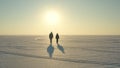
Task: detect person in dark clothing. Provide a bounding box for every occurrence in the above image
[56,33,59,44]
[49,32,53,44]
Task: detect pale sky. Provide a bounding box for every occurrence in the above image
[0,0,120,35]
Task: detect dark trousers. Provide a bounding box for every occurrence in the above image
[50,39,52,44]
[56,39,58,44]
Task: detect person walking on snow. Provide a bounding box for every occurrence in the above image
[56,33,59,44]
[49,32,53,44]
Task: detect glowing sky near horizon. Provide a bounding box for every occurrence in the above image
[0,0,120,35]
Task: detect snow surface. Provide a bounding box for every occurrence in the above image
[0,35,120,68]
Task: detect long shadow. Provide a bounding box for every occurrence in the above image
[0,50,120,67]
[47,44,54,58]
[57,44,65,54]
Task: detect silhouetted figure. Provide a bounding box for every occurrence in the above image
[56,33,59,44]
[47,44,54,58]
[49,32,53,44]
[57,44,65,54]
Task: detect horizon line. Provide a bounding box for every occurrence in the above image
[0,34,120,36]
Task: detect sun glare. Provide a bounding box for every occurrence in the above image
[45,10,60,25]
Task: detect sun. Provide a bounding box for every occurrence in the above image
[44,10,60,25]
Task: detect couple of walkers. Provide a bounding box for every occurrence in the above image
[49,32,59,44]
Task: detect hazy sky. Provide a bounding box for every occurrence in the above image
[0,0,120,35]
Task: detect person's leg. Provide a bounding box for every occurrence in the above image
[56,39,58,44]
[51,39,52,44]
[50,39,52,44]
